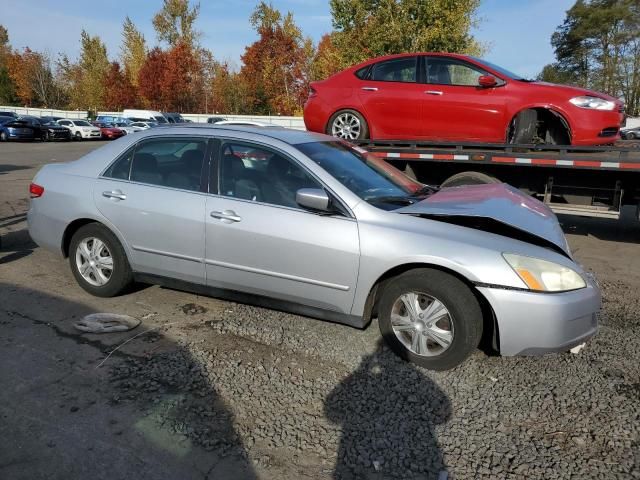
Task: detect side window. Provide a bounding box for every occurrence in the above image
[218,142,322,209]
[127,138,207,191]
[371,57,417,83]
[425,57,488,86]
[354,66,370,80]
[103,148,134,180]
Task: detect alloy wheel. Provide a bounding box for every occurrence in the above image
[75,237,114,287]
[331,112,361,140]
[390,292,454,357]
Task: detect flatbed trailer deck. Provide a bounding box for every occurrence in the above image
[354,140,640,221]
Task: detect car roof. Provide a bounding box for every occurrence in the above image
[149,123,330,145]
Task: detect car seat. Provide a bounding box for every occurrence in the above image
[131,153,163,185]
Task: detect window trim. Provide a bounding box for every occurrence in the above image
[423,56,495,87]
[210,137,354,218]
[99,135,213,194]
[368,56,419,84]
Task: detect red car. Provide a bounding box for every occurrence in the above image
[303,53,625,146]
[91,122,125,140]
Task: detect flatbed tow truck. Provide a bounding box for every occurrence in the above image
[354,140,640,222]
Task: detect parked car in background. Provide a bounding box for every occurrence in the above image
[213,119,280,128]
[57,119,102,140]
[163,112,185,123]
[621,126,640,140]
[18,116,71,141]
[96,115,129,125]
[28,125,600,370]
[40,116,65,124]
[0,111,19,119]
[207,116,227,124]
[304,52,625,145]
[129,121,158,131]
[91,122,125,140]
[111,122,136,135]
[0,117,37,141]
[122,109,168,124]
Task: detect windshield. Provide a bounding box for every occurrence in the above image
[295,141,434,209]
[469,57,529,81]
[74,120,91,127]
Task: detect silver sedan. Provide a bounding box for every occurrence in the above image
[28,125,600,370]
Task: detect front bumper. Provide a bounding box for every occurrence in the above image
[477,281,601,356]
[82,131,102,139]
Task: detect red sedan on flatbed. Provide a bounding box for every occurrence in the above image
[303,53,625,146]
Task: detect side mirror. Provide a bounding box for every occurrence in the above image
[478,75,498,88]
[296,188,330,211]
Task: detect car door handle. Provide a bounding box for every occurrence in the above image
[102,190,126,200]
[361,87,378,92]
[210,210,242,222]
[425,90,443,95]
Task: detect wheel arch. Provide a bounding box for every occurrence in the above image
[61,217,132,263]
[506,105,573,144]
[325,107,373,138]
[361,262,499,354]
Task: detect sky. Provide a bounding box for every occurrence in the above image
[3,0,576,78]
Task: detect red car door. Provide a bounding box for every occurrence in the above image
[420,56,508,142]
[357,56,423,139]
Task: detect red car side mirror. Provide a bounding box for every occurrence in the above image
[478,75,498,88]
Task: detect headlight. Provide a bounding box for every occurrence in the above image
[503,253,586,292]
[569,96,615,110]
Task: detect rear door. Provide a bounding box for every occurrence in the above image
[357,56,423,138]
[204,139,360,314]
[421,56,507,141]
[94,136,210,285]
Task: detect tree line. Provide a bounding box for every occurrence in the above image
[0,0,637,117]
[540,0,640,116]
[0,0,480,116]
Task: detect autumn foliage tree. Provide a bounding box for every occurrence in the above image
[137,47,167,110]
[240,2,310,115]
[102,62,137,111]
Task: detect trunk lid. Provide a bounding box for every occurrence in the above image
[395,183,570,256]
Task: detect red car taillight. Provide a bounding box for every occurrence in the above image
[29,182,44,198]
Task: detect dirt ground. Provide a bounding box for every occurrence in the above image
[1,141,639,480]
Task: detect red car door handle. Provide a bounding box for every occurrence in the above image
[361,87,378,92]
[425,90,443,96]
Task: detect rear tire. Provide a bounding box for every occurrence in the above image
[440,171,500,187]
[378,269,483,370]
[327,109,369,140]
[69,223,133,297]
[509,109,538,144]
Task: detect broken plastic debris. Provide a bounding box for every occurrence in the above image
[569,343,586,354]
[74,313,141,333]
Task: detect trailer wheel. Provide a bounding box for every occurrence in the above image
[440,171,500,188]
[509,109,538,144]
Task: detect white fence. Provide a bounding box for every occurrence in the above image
[0,105,88,119]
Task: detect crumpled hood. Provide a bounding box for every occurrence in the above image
[395,183,570,256]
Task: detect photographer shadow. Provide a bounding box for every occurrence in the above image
[325,340,451,480]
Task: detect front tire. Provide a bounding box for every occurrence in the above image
[74,131,82,141]
[378,269,483,370]
[69,223,133,297]
[327,109,369,140]
[0,131,7,141]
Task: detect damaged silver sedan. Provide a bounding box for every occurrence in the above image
[28,125,600,370]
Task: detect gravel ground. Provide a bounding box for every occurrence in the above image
[1,142,639,479]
